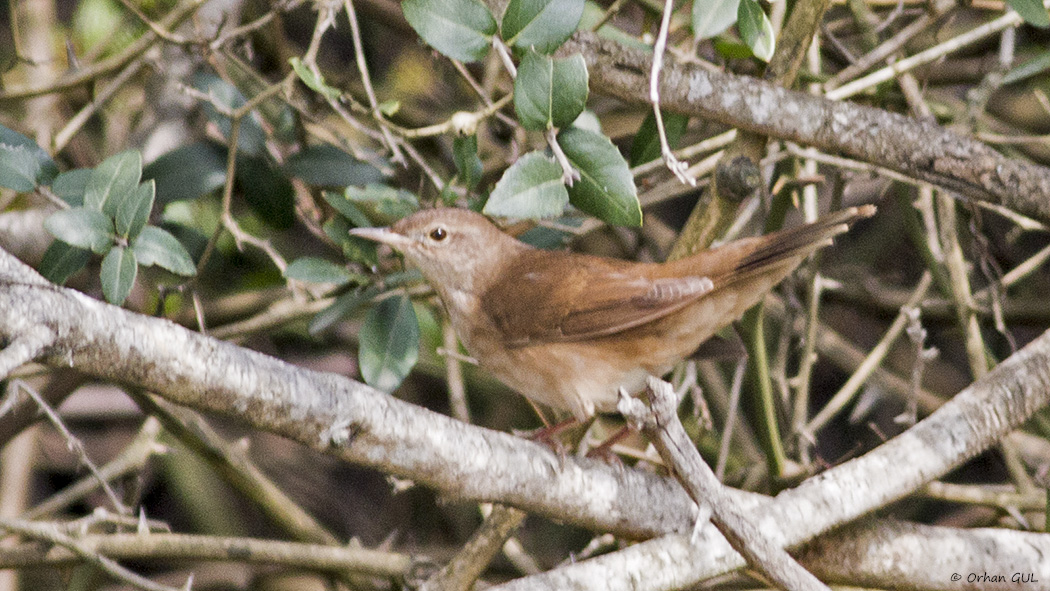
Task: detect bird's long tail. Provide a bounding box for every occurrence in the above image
[730,204,876,281]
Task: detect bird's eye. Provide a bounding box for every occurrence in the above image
[429,227,448,241]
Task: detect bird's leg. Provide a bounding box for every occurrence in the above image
[513,416,581,460]
[582,423,634,464]
[579,388,638,464]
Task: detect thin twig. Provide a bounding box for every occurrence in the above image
[9,380,129,514]
[53,57,149,151]
[805,273,933,434]
[621,378,832,591]
[0,0,206,100]
[24,418,164,519]
[343,0,405,163]
[0,517,186,591]
[828,9,1031,100]
[649,0,694,185]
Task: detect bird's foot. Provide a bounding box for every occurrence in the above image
[514,417,579,459]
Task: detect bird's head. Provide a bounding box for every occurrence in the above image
[350,208,527,295]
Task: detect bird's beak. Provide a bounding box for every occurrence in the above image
[348,226,413,252]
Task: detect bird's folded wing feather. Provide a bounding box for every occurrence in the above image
[481,252,714,347]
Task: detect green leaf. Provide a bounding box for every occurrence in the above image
[52,169,91,206]
[501,0,584,54]
[39,241,91,285]
[324,192,373,228]
[359,294,420,393]
[0,144,42,192]
[132,225,196,276]
[235,155,295,229]
[323,214,379,267]
[283,144,385,187]
[514,51,588,131]
[284,257,357,285]
[44,207,114,254]
[0,124,57,185]
[713,37,756,60]
[100,245,138,305]
[453,135,484,189]
[693,0,740,40]
[289,57,342,100]
[629,110,689,166]
[518,223,572,249]
[1003,51,1050,85]
[1007,0,1050,27]
[310,288,373,335]
[116,180,155,240]
[143,142,227,204]
[738,0,775,62]
[193,73,267,156]
[342,184,419,226]
[556,127,641,227]
[84,150,142,216]
[484,151,568,219]
[402,0,497,62]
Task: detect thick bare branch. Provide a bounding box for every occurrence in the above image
[563,32,1050,225]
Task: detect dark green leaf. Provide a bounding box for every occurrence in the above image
[44,207,114,254]
[132,225,196,276]
[284,257,357,285]
[713,38,755,60]
[0,124,57,185]
[402,0,497,62]
[158,222,209,262]
[343,236,379,267]
[323,215,378,266]
[501,0,584,54]
[143,142,227,204]
[289,57,342,100]
[343,184,419,226]
[84,150,142,216]
[629,110,689,167]
[100,246,138,305]
[324,192,373,227]
[359,294,420,392]
[309,288,374,335]
[453,135,484,190]
[283,144,385,187]
[557,127,641,227]
[52,169,91,206]
[693,0,740,40]
[518,223,573,249]
[39,241,90,285]
[0,144,41,191]
[1003,51,1050,85]
[484,151,568,218]
[193,73,267,156]
[738,0,775,62]
[1007,0,1050,27]
[514,51,588,130]
[235,155,295,229]
[116,180,155,240]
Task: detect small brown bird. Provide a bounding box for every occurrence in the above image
[351,206,874,421]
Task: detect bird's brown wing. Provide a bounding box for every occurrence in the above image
[481,250,714,347]
[482,205,876,348]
